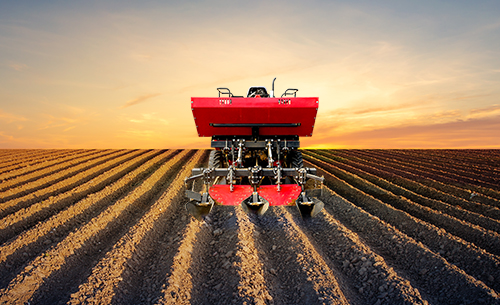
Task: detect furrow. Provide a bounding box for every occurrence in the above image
[0,149,30,161]
[155,220,202,305]
[0,149,119,204]
[357,150,499,186]
[402,149,500,168]
[188,206,243,305]
[0,149,62,168]
[397,149,497,168]
[0,149,47,165]
[0,148,35,156]
[109,150,209,304]
[323,150,500,211]
[0,150,88,175]
[0,151,148,235]
[364,150,499,184]
[0,149,497,304]
[384,150,499,181]
[310,150,500,219]
[27,150,193,305]
[233,207,274,304]
[306,154,500,257]
[0,150,131,218]
[345,150,500,201]
[0,149,100,190]
[0,149,89,181]
[0,149,39,157]
[272,207,349,304]
[313,162,500,296]
[320,187,500,304]
[246,208,339,304]
[0,150,150,240]
[0,149,164,269]
[0,150,190,305]
[299,208,428,304]
[68,150,204,305]
[306,151,500,235]
[112,207,192,305]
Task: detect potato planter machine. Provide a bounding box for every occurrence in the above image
[184,78,324,219]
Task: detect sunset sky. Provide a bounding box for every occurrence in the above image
[1,0,499,149]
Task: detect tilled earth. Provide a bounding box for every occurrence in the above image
[0,149,499,305]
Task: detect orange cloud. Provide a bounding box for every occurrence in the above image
[430,110,463,119]
[305,115,500,149]
[8,63,28,71]
[38,115,77,130]
[470,104,500,115]
[325,102,422,117]
[121,93,161,109]
[0,131,15,142]
[0,110,27,123]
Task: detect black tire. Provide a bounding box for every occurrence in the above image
[208,150,223,168]
[289,150,304,168]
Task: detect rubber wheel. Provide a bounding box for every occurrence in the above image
[289,150,304,168]
[208,150,222,168]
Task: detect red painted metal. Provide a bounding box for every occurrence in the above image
[191,97,318,137]
[209,184,301,206]
[209,185,252,206]
[258,184,302,206]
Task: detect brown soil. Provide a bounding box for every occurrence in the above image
[0,149,499,305]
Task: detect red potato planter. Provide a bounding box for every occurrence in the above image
[185,80,325,219]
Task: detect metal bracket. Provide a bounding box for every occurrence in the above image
[249,165,262,191]
[227,165,236,192]
[273,165,282,192]
[266,139,274,168]
[236,139,245,167]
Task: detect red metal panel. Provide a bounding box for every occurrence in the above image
[209,184,301,206]
[191,97,318,137]
[258,184,302,206]
[209,185,252,206]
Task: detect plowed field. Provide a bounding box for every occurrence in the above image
[0,149,499,305]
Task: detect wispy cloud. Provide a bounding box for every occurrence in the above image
[37,113,86,131]
[450,94,491,101]
[326,102,421,117]
[122,129,156,138]
[8,62,28,71]
[0,131,15,143]
[430,110,462,119]
[121,93,161,109]
[306,115,500,149]
[469,104,500,115]
[125,112,169,125]
[0,109,27,123]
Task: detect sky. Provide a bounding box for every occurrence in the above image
[1,0,499,149]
